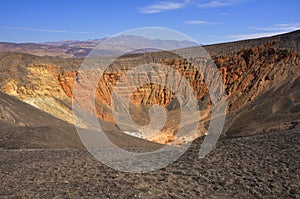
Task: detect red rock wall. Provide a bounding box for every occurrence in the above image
[56,44,300,121]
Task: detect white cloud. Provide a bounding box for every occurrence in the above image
[185,20,214,25]
[140,0,245,14]
[198,0,248,8]
[198,0,231,8]
[228,32,287,40]
[229,22,300,40]
[139,1,189,14]
[250,23,300,32]
[0,26,91,34]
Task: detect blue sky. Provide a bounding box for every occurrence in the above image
[0,0,299,44]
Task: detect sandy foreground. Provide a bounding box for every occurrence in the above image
[1,129,299,198]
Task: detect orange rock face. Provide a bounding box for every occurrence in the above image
[1,42,299,143]
[58,71,77,98]
[54,43,299,123]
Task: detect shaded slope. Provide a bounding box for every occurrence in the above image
[0,91,162,149]
[0,91,82,149]
[225,77,300,137]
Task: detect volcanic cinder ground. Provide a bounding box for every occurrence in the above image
[1,129,299,198]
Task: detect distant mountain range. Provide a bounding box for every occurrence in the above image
[0,35,198,58]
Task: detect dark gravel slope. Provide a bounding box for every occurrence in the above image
[1,129,299,198]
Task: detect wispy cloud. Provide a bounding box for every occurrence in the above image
[185,20,214,25]
[228,32,286,40]
[198,0,248,8]
[0,26,92,34]
[139,1,189,14]
[229,22,300,40]
[250,23,300,32]
[139,0,244,14]
[198,0,230,8]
